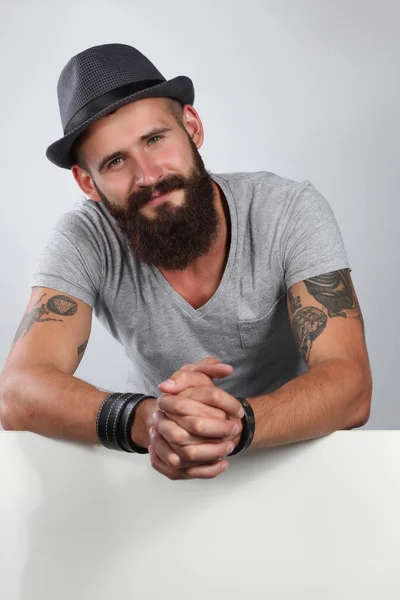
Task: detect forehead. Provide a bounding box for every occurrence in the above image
[80,97,174,153]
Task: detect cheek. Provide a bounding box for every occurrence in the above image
[161,143,191,173]
[98,176,132,204]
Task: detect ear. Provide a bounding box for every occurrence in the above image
[182,105,204,149]
[71,165,102,202]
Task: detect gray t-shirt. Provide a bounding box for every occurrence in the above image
[32,171,349,398]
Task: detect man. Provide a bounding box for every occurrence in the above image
[0,43,372,480]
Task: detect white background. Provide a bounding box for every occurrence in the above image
[1,431,400,599]
[0,0,398,428]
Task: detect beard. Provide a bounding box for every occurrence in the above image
[93,135,220,270]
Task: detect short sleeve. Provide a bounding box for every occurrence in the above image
[31,209,103,308]
[281,181,350,289]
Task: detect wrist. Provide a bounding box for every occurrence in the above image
[229,396,255,456]
[131,397,157,449]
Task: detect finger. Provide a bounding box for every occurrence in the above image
[159,372,211,394]
[184,363,233,378]
[175,357,228,377]
[151,445,229,480]
[148,444,189,481]
[179,356,221,370]
[160,412,241,440]
[176,388,227,419]
[185,460,229,479]
[158,364,233,394]
[154,410,228,447]
[158,386,244,420]
[151,429,230,473]
[154,413,235,460]
[157,394,227,420]
[172,439,234,465]
[151,428,183,469]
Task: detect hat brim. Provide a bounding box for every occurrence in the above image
[46,75,195,170]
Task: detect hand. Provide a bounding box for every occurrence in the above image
[149,357,243,480]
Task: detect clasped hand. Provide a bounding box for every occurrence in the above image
[149,357,243,480]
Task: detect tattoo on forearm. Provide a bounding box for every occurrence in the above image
[288,289,302,314]
[304,269,357,318]
[12,293,78,346]
[293,307,327,363]
[77,340,88,359]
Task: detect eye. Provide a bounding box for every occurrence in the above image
[148,135,163,145]
[108,157,124,169]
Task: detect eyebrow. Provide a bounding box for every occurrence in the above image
[96,126,173,173]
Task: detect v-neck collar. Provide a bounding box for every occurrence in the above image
[148,173,238,320]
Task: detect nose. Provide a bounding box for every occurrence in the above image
[132,154,163,189]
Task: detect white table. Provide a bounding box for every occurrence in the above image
[0,431,399,599]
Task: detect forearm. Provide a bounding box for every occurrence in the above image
[0,365,156,447]
[248,358,372,450]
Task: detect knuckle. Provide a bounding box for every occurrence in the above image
[180,363,192,371]
[183,445,198,462]
[205,356,219,364]
[171,429,187,445]
[210,387,220,402]
[179,387,194,399]
[169,453,181,468]
[162,395,175,410]
[178,372,189,385]
[193,419,205,436]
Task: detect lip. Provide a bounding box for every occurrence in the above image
[147,191,173,206]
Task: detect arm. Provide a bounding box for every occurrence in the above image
[0,286,156,446]
[246,268,372,449]
[155,269,372,462]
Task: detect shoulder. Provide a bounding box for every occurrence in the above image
[211,170,308,205]
[51,197,125,250]
[211,171,314,224]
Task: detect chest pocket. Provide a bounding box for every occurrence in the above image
[238,294,287,349]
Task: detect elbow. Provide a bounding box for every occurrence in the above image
[0,374,24,431]
[346,367,373,429]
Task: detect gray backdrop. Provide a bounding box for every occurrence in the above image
[0,0,398,429]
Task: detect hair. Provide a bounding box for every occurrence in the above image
[71,97,185,172]
[165,97,185,128]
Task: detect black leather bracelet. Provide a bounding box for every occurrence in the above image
[228,396,255,456]
[96,392,154,452]
[117,394,156,454]
[97,392,130,450]
[105,393,138,451]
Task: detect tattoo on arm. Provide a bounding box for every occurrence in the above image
[288,289,302,314]
[292,307,327,363]
[77,339,88,360]
[304,269,357,318]
[12,293,78,346]
[290,269,366,362]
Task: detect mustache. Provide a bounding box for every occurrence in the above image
[127,175,186,210]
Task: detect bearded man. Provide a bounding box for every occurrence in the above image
[0,43,372,480]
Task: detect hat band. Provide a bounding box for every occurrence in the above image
[64,78,164,135]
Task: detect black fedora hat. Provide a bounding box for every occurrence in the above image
[46,43,195,169]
